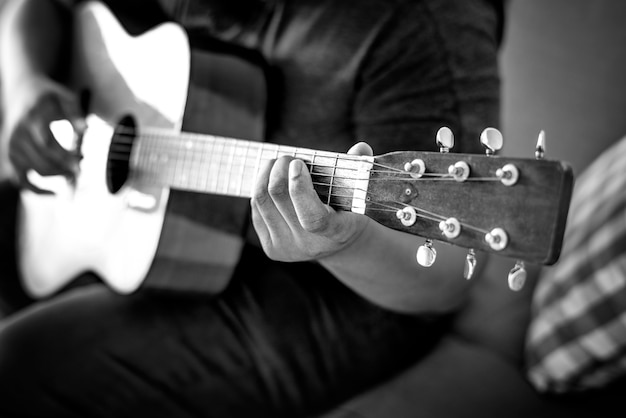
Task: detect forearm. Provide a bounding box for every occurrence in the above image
[0,0,73,101]
[320,217,473,315]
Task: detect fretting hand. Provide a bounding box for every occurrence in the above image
[251,142,373,262]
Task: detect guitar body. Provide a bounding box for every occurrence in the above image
[17,2,266,298]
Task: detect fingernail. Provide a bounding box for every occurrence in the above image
[289,159,305,179]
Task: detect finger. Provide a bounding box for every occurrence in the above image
[347,141,373,156]
[251,158,291,240]
[44,87,86,128]
[288,159,335,235]
[9,126,70,178]
[16,92,84,177]
[250,197,273,248]
[267,156,301,231]
[31,122,80,175]
[15,169,53,195]
[40,92,86,155]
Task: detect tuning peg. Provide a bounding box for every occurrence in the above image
[436,127,454,153]
[464,249,477,280]
[404,159,426,179]
[416,239,437,267]
[535,130,546,160]
[439,217,461,239]
[447,161,470,182]
[396,206,417,226]
[480,128,503,156]
[496,163,519,186]
[508,260,527,291]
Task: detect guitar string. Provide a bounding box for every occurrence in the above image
[110,150,502,233]
[309,187,492,235]
[101,130,499,235]
[105,131,505,182]
[106,152,501,183]
[317,184,491,232]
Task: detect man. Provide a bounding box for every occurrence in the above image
[0,0,503,416]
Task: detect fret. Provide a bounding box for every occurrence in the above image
[222,142,234,194]
[237,141,249,197]
[253,142,264,191]
[310,151,317,175]
[152,136,166,186]
[200,134,212,193]
[327,154,339,205]
[194,136,205,191]
[212,139,224,193]
[189,138,201,190]
[182,138,193,186]
[130,131,372,212]
[173,135,183,187]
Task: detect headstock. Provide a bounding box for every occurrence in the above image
[365,128,574,290]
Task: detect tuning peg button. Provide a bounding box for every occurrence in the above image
[416,239,437,267]
[439,217,461,239]
[485,228,508,251]
[448,161,470,182]
[396,206,417,226]
[464,249,477,280]
[404,159,425,179]
[508,261,527,291]
[535,130,546,160]
[496,163,519,186]
[480,128,503,156]
[436,127,455,152]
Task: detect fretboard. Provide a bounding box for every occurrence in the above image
[128,130,373,213]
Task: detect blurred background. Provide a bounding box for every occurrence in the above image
[501,0,626,174]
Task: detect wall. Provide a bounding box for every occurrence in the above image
[500,0,626,175]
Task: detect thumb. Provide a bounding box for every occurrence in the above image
[347,141,373,156]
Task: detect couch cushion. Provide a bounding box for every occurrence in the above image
[525,136,626,393]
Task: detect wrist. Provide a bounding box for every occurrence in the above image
[319,215,372,269]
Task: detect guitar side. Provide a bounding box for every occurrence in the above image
[17,2,190,297]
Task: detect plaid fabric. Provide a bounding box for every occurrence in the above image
[525,136,626,393]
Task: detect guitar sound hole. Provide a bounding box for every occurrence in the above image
[106,115,136,193]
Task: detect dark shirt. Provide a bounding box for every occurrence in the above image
[97,0,502,155]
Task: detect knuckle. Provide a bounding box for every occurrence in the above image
[267,176,289,199]
[267,156,292,199]
[301,213,331,234]
[251,184,270,207]
[288,174,307,196]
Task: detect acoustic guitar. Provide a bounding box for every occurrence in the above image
[17,1,573,298]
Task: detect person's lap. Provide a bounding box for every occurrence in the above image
[0,181,448,417]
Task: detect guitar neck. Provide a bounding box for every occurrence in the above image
[128,129,373,213]
[103,123,573,266]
